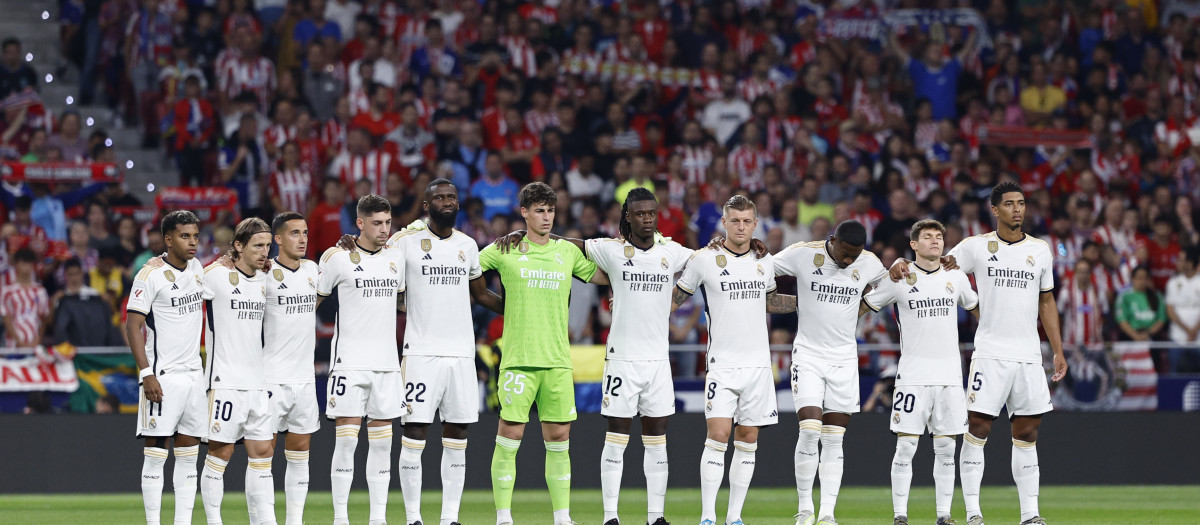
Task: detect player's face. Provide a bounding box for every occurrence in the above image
[521,202,555,236]
[165,223,200,261]
[275,219,308,259]
[910,229,944,260]
[991,191,1026,230]
[424,183,459,227]
[238,232,273,270]
[357,212,392,249]
[828,237,863,269]
[721,208,757,247]
[626,199,658,241]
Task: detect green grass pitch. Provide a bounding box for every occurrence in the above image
[1,486,1196,524]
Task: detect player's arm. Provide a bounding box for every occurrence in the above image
[469,276,504,314]
[396,291,406,312]
[588,268,610,285]
[765,289,797,313]
[671,285,691,313]
[494,229,585,253]
[125,311,162,402]
[1038,291,1067,382]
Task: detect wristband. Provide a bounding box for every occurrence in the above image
[139,368,154,381]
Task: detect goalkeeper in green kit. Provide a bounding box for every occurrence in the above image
[479,182,610,525]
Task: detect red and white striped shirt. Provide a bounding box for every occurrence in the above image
[392,14,429,69]
[262,124,297,152]
[765,116,801,153]
[728,145,770,192]
[691,69,722,101]
[0,283,49,347]
[1092,224,1139,260]
[219,57,277,112]
[414,98,437,130]
[321,119,347,153]
[731,28,767,63]
[524,110,560,138]
[348,87,370,116]
[1045,233,1084,278]
[674,144,713,185]
[1093,263,1134,302]
[270,168,315,214]
[850,210,883,246]
[501,35,538,78]
[1059,278,1106,346]
[328,149,399,198]
[738,77,780,103]
[561,48,601,79]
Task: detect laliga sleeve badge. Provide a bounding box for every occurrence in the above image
[987,240,999,254]
[164,270,175,282]
[273,269,284,281]
[905,273,917,286]
[716,254,727,268]
[349,252,361,264]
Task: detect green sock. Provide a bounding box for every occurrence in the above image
[545,440,572,512]
[492,436,520,510]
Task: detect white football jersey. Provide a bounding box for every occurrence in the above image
[388,228,482,358]
[586,238,693,361]
[675,247,776,370]
[127,257,206,374]
[949,233,1054,364]
[263,258,320,384]
[202,267,269,390]
[863,265,978,386]
[774,241,887,364]
[317,245,405,372]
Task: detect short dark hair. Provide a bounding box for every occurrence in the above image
[271,211,305,234]
[161,210,200,236]
[2,38,19,50]
[63,258,82,272]
[13,248,36,264]
[14,195,31,211]
[990,181,1024,206]
[833,220,867,247]
[231,217,271,261]
[426,177,456,194]
[910,219,947,241]
[519,182,556,209]
[722,194,756,216]
[356,194,391,218]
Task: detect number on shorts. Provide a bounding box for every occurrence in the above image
[502,371,526,395]
[149,401,162,417]
[604,375,623,397]
[706,381,717,400]
[405,382,427,403]
[971,371,983,392]
[212,400,233,421]
[330,375,346,396]
[892,392,915,413]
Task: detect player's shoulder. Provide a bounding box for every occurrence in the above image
[134,263,160,283]
[1025,235,1052,253]
[782,240,823,254]
[961,232,995,246]
[554,238,586,255]
[388,228,424,245]
[298,258,319,272]
[319,246,346,264]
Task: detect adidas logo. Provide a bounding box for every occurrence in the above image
[422,253,433,260]
[496,475,513,482]
[988,255,998,262]
[278,283,288,290]
[215,376,220,382]
[908,286,919,293]
[623,260,634,267]
[170,283,179,290]
[719,269,730,276]
[813,268,824,275]
[353,265,364,271]
[518,255,529,261]
[232,288,241,295]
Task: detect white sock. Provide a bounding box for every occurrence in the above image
[795,419,822,514]
[366,426,393,524]
[643,434,669,524]
[699,438,727,523]
[600,432,629,521]
[496,508,513,525]
[726,441,757,524]
[890,435,919,518]
[247,458,277,525]
[933,436,956,517]
[553,508,572,524]
[201,455,228,525]
[960,433,987,519]
[283,450,310,525]
[399,436,426,523]
[142,447,168,525]
[247,489,259,525]
[1013,439,1041,521]
[440,438,468,525]
[173,445,200,525]
[331,425,359,523]
[817,425,846,519]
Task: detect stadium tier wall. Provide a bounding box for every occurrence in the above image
[5,412,1198,493]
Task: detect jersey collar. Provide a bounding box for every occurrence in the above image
[273,258,299,272]
[235,265,256,279]
[354,241,381,255]
[913,261,941,275]
[162,256,186,272]
[720,244,751,258]
[997,232,1027,245]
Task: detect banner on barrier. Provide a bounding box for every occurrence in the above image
[1,162,122,183]
[0,356,78,392]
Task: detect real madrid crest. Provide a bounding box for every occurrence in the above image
[851,269,860,282]
[349,252,361,264]
[602,396,610,408]
[756,264,764,276]
[518,241,529,254]
[229,272,239,286]
[194,276,202,287]
[893,412,901,424]
[458,250,466,263]
[555,253,564,265]
[814,253,825,267]
[987,240,999,254]
[946,282,954,294]
[660,257,669,270]
[421,239,432,252]
[273,269,284,282]
[148,418,157,429]
[624,246,635,259]
[1026,255,1035,267]
[905,273,917,286]
[968,393,976,404]
[715,254,727,268]
[308,278,315,289]
[328,398,336,408]
[164,270,175,282]
[390,262,398,274]
[212,423,221,433]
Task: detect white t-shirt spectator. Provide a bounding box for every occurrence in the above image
[1166,271,1200,343]
[702,98,751,146]
[324,0,361,39]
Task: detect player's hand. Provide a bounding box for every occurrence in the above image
[494,230,526,254]
[750,238,768,259]
[888,259,912,282]
[1052,352,1068,382]
[144,256,165,269]
[940,255,959,270]
[216,252,235,269]
[337,234,359,251]
[707,236,724,250]
[142,375,164,402]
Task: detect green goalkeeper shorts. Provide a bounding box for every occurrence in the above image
[497,367,577,424]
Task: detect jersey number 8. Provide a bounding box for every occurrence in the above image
[502,371,526,395]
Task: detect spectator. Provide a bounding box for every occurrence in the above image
[702,73,751,147]
[1059,258,1108,349]
[1,249,50,347]
[0,38,38,99]
[469,152,520,220]
[409,18,460,82]
[384,103,436,181]
[1021,62,1068,127]
[173,75,216,187]
[293,0,343,51]
[307,177,348,259]
[1117,266,1168,342]
[1165,248,1200,372]
[270,141,317,214]
[301,42,344,123]
[219,113,269,216]
[88,247,124,326]
[892,30,977,120]
[328,127,401,198]
[47,111,88,162]
[615,155,655,206]
[797,176,834,228]
[51,258,119,346]
[130,229,164,276]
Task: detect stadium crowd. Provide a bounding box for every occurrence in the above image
[3,0,1200,397]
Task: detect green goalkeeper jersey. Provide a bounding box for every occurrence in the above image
[479,237,598,369]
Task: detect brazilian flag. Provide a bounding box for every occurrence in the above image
[69,353,140,414]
